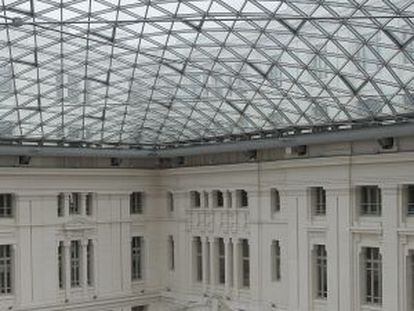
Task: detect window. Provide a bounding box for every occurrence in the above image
[314,245,327,299]
[70,240,81,287]
[360,186,381,216]
[241,239,250,288]
[58,242,64,289]
[195,237,202,282]
[131,236,143,281]
[406,185,414,216]
[69,193,80,215]
[167,192,174,213]
[218,238,225,284]
[272,240,281,281]
[214,190,224,208]
[57,193,64,217]
[0,245,12,295]
[363,247,382,305]
[168,235,175,271]
[0,194,13,218]
[130,192,143,214]
[238,190,248,208]
[191,191,201,208]
[87,240,93,286]
[131,306,147,311]
[311,187,326,216]
[271,188,280,213]
[85,193,93,216]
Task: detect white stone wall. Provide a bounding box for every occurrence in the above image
[161,152,414,311]
[1,150,414,310]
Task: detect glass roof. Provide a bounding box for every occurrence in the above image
[0,0,413,149]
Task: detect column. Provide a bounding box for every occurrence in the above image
[64,193,70,217]
[224,191,230,209]
[224,237,232,292]
[12,244,18,302]
[233,238,240,290]
[80,194,87,216]
[81,239,88,290]
[64,240,71,296]
[202,191,209,209]
[202,236,209,291]
[382,185,399,311]
[209,237,216,286]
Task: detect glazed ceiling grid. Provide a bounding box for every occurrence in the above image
[0,0,413,148]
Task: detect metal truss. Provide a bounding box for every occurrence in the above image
[0,0,413,150]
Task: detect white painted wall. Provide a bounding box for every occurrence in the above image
[0,149,414,310]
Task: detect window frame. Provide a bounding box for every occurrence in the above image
[241,239,250,288]
[195,237,203,282]
[0,244,12,295]
[218,238,225,284]
[131,236,143,281]
[69,193,81,215]
[130,192,144,215]
[270,188,280,214]
[168,235,175,271]
[0,194,13,218]
[314,244,328,299]
[359,186,382,216]
[272,240,281,281]
[70,240,81,288]
[311,187,326,216]
[362,247,382,305]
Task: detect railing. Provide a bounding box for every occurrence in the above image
[186,208,249,234]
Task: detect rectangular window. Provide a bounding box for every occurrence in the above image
[57,193,64,217]
[271,188,280,213]
[315,245,327,299]
[218,238,225,284]
[360,186,382,216]
[85,193,93,216]
[131,236,143,281]
[167,192,174,213]
[0,194,13,218]
[407,185,414,216]
[168,235,174,271]
[241,239,250,288]
[69,193,80,215]
[87,239,93,286]
[131,306,147,311]
[363,247,382,305]
[130,192,143,214]
[272,240,281,281]
[191,191,201,208]
[70,240,81,287]
[195,237,203,282]
[215,190,224,208]
[58,242,64,289]
[238,190,248,208]
[311,187,326,216]
[0,245,12,295]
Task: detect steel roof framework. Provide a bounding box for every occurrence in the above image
[0,0,413,151]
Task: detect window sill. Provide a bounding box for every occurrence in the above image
[0,294,14,299]
[361,304,382,311]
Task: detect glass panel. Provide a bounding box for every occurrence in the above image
[0,1,410,149]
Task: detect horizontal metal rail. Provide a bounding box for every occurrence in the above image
[0,122,412,159]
